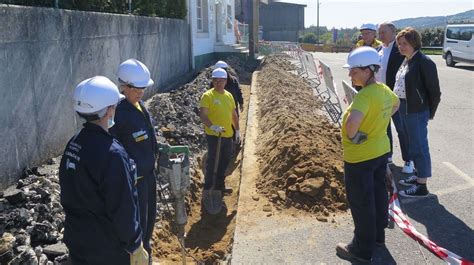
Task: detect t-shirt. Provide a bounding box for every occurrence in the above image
[200,88,236,138]
[341,83,399,163]
[134,102,143,112]
[356,39,382,49]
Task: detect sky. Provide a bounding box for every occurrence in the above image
[278,0,473,29]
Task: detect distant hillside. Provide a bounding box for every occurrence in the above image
[393,10,473,29]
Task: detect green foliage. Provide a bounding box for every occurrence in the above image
[420,27,444,47]
[0,0,187,19]
[301,32,317,44]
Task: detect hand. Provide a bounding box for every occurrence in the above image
[209,125,225,134]
[235,130,241,145]
[239,105,244,112]
[130,243,149,265]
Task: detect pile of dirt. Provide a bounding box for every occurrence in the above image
[255,55,347,218]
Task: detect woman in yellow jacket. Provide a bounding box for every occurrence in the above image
[336,47,400,263]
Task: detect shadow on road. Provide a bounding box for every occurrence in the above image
[392,165,474,262]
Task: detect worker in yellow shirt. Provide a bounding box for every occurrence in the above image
[200,68,240,213]
[356,23,382,49]
[336,47,399,263]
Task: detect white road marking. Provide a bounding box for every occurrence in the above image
[442,162,474,185]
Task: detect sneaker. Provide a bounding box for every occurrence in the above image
[387,157,393,164]
[399,175,418,186]
[335,243,371,263]
[402,161,415,174]
[399,183,429,197]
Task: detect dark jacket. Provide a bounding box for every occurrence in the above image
[385,43,405,90]
[59,123,142,254]
[403,51,441,119]
[110,100,158,177]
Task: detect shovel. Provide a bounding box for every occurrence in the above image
[203,133,223,215]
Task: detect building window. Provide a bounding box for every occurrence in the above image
[227,4,232,32]
[197,0,209,33]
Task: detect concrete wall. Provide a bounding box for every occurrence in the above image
[0,5,191,189]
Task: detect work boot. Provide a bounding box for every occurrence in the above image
[222,187,233,195]
[335,243,371,263]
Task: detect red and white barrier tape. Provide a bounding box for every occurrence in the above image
[388,189,474,265]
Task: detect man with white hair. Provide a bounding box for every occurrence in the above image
[376,22,413,172]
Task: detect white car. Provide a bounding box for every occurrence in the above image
[442,24,474,67]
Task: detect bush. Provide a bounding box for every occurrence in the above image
[0,0,187,19]
[300,32,317,44]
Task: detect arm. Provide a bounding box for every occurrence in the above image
[102,152,142,254]
[345,110,364,139]
[199,107,212,128]
[232,109,240,131]
[234,78,244,106]
[391,97,400,116]
[420,57,441,119]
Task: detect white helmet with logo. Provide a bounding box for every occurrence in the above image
[73,76,125,114]
[117,59,154,88]
[215,60,228,69]
[343,47,381,70]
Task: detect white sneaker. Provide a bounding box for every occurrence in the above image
[387,157,393,164]
[402,161,415,174]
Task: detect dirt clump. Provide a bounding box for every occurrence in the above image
[255,55,347,215]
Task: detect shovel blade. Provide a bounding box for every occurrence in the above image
[202,189,222,215]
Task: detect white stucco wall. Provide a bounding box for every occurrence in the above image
[188,0,236,63]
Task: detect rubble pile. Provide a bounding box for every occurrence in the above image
[255,55,347,218]
[0,162,69,265]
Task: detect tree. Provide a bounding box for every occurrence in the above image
[300,32,317,44]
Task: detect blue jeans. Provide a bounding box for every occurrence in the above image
[344,154,389,260]
[388,110,411,162]
[399,100,432,178]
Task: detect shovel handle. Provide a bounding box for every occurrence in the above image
[211,133,222,189]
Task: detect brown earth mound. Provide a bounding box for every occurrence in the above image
[255,55,347,217]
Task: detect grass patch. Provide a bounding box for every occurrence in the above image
[421,48,443,55]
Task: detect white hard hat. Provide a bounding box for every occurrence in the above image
[215,60,228,69]
[117,59,154,88]
[73,76,125,114]
[360,23,377,31]
[212,68,228,79]
[343,47,381,69]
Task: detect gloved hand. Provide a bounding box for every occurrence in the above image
[130,243,149,265]
[239,105,244,112]
[209,125,225,134]
[235,130,241,145]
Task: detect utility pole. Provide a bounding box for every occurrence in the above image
[316,0,320,44]
[248,0,258,59]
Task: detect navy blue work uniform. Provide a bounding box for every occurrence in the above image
[110,99,158,254]
[59,123,142,265]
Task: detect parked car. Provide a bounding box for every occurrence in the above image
[443,24,474,66]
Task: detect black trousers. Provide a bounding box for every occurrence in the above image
[136,170,157,254]
[344,153,388,259]
[204,135,233,191]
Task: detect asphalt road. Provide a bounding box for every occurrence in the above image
[231,52,473,264]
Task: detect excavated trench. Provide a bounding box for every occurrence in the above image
[0,54,346,265]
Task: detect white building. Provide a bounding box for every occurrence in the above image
[187,0,247,70]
